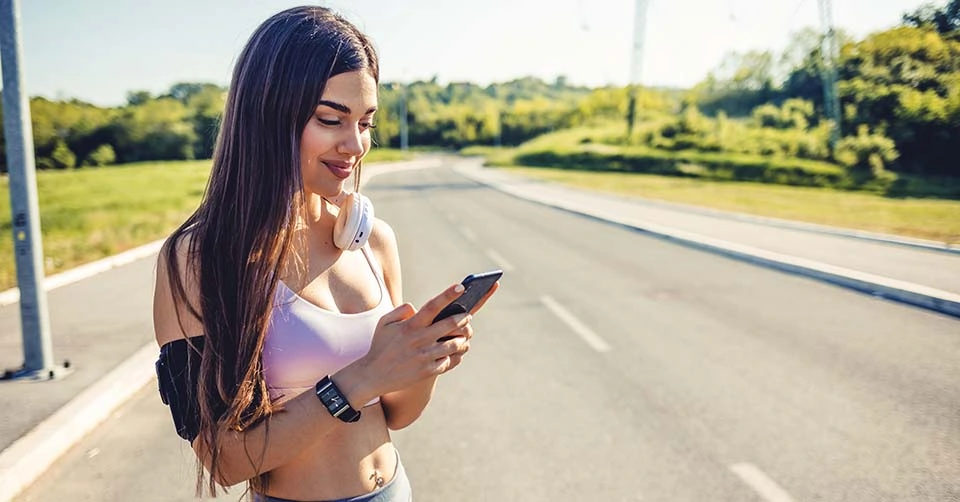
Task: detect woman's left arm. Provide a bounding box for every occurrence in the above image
[369,219,450,430]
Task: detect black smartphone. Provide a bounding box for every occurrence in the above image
[432,269,503,327]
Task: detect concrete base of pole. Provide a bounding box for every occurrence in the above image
[1,362,73,382]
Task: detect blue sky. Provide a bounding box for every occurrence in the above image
[5,0,932,107]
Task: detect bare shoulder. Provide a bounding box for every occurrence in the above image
[153,231,204,347]
[368,217,397,252]
[367,218,402,304]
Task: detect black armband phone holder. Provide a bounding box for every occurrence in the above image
[155,336,204,442]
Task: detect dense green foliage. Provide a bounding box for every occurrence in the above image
[694,0,960,177]
[1,78,673,173]
[373,77,673,149]
[0,83,224,172]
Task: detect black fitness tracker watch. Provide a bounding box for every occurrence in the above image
[315,376,361,423]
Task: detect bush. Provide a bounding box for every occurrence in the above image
[834,125,900,180]
[49,139,77,169]
[84,144,117,167]
[513,143,851,188]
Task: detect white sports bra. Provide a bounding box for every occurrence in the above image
[262,245,394,405]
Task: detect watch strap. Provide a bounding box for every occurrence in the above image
[315,376,361,423]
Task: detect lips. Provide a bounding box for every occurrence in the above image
[322,160,353,179]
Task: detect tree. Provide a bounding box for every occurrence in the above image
[112,97,197,162]
[126,90,152,106]
[903,0,960,36]
[182,84,225,159]
[837,26,960,175]
[696,50,777,115]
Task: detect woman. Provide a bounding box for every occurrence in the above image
[152,6,497,501]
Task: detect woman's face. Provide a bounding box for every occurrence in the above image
[300,69,378,197]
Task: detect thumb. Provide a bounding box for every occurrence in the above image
[379,302,416,327]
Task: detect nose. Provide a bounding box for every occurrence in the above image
[338,123,365,157]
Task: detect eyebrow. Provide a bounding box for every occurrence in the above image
[317,100,377,115]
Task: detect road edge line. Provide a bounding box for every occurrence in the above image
[455,164,960,319]
[0,342,158,502]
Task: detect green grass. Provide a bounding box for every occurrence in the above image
[0,160,212,290]
[364,148,414,163]
[499,165,960,245]
[0,148,411,291]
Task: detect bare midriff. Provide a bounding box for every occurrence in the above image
[262,399,396,501]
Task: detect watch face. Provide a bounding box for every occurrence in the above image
[316,377,360,422]
[319,387,344,412]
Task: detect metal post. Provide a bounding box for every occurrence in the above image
[0,0,63,381]
[818,0,842,151]
[399,82,408,151]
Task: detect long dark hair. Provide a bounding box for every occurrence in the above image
[162,6,379,496]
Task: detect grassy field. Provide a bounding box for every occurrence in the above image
[498,165,960,245]
[0,148,410,291]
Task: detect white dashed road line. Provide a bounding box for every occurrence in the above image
[540,295,611,352]
[730,463,795,502]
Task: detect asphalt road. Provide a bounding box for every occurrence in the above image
[16,162,960,501]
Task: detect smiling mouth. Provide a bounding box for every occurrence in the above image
[323,161,353,179]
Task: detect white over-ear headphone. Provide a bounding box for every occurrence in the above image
[332,191,374,251]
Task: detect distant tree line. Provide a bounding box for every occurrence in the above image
[0,76,676,174]
[0,82,224,173]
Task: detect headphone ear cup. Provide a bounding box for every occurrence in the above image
[333,192,375,251]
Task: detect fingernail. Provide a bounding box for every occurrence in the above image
[454,283,464,293]
[452,313,468,324]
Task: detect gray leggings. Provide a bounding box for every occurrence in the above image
[254,452,412,502]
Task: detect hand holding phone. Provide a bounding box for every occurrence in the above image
[434,269,502,340]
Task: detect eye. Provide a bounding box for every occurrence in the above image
[360,121,377,130]
[317,117,340,126]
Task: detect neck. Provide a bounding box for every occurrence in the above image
[299,192,336,229]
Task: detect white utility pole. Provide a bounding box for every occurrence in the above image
[627,0,652,137]
[0,0,64,381]
[818,0,842,150]
[630,0,652,86]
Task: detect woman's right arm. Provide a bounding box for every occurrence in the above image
[152,236,470,486]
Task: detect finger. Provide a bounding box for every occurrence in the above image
[431,335,469,358]
[448,323,473,341]
[379,303,416,327]
[468,281,500,315]
[411,283,465,328]
[445,354,464,372]
[431,355,452,375]
[444,342,470,372]
[433,314,470,342]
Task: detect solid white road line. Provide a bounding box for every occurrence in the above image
[0,239,164,307]
[540,295,611,352]
[0,342,158,502]
[729,463,795,502]
[484,249,514,272]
